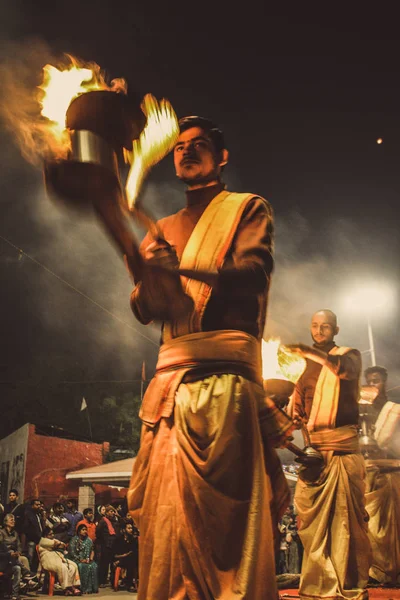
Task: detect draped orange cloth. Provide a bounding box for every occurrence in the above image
[295,426,371,600]
[365,464,400,585]
[128,331,291,599]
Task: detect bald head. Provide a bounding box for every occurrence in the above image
[310,309,339,347]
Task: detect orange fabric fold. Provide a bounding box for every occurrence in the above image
[129,331,291,599]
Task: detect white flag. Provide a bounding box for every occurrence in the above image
[80,397,87,411]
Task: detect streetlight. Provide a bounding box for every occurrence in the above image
[341,282,396,366]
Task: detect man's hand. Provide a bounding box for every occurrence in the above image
[143,240,179,271]
[292,415,304,429]
[286,343,327,365]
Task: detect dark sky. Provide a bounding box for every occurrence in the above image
[1,4,399,439]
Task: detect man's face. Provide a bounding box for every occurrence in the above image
[366,372,386,395]
[105,508,115,519]
[66,501,74,511]
[310,312,337,346]
[55,505,64,515]
[174,127,222,186]
[9,492,17,503]
[32,500,41,513]
[86,511,94,522]
[125,523,133,535]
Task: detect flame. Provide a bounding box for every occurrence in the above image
[125,94,179,209]
[262,338,306,384]
[37,57,122,159]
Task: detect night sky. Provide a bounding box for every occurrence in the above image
[1,4,399,440]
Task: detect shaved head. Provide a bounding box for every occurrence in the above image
[310,309,339,346]
[311,309,337,328]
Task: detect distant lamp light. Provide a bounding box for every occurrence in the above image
[376,138,383,145]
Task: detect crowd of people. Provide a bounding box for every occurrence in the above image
[0,492,139,599]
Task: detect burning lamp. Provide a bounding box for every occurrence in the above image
[262,339,324,469]
[44,89,146,210]
[37,60,179,224]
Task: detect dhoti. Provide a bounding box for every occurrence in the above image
[127,330,292,600]
[295,426,371,600]
[365,463,400,585]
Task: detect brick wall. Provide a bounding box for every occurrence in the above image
[24,424,109,507]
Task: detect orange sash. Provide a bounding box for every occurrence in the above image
[307,346,351,432]
[163,190,262,341]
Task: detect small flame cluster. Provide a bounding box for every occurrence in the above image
[37,56,179,205]
[261,338,306,384]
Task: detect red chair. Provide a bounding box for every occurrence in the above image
[113,566,122,591]
[36,545,56,596]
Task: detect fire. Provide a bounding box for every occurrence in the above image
[125,94,179,209]
[37,57,120,159]
[261,338,306,384]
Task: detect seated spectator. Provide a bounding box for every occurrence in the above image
[38,528,81,596]
[96,505,117,587]
[68,524,98,594]
[0,515,39,598]
[63,500,83,540]
[49,503,70,543]
[23,499,43,570]
[1,490,25,533]
[112,521,138,592]
[0,541,14,599]
[76,509,96,542]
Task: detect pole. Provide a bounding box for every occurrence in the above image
[367,314,376,366]
[86,410,93,442]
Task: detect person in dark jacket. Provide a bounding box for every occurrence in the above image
[95,505,117,586]
[22,499,43,570]
[112,521,139,592]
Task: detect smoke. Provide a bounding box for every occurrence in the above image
[0,39,58,165]
[266,209,400,387]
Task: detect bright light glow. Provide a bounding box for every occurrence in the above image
[37,58,116,158]
[342,283,396,315]
[261,338,306,383]
[376,138,383,144]
[125,94,179,209]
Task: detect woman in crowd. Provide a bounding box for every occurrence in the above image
[38,528,81,596]
[68,524,98,594]
[49,503,70,543]
[112,521,139,592]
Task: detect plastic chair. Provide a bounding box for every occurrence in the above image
[36,545,56,596]
[113,566,122,591]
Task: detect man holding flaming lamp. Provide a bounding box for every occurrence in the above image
[5,57,296,599]
[125,116,295,600]
[287,309,371,600]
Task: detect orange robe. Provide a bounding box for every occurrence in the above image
[128,186,291,599]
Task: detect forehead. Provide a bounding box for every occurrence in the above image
[367,372,382,380]
[176,126,210,144]
[311,312,334,326]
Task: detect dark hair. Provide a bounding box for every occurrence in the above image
[30,498,40,505]
[178,116,225,153]
[9,489,19,496]
[83,508,93,516]
[77,523,88,534]
[43,527,53,537]
[53,502,64,511]
[364,365,388,382]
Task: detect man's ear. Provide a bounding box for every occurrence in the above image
[334,325,340,336]
[219,148,229,167]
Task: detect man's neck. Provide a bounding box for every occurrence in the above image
[312,340,336,352]
[5,527,13,534]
